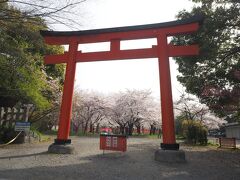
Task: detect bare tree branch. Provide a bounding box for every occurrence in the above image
[2,0,87,30]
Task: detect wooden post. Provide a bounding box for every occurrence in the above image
[157,34,178,150]
[55,40,78,144]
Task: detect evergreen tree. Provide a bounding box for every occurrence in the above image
[0,2,65,110]
[174,0,240,122]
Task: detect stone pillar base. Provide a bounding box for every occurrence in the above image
[48,144,75,154]
[154,149,186,163]
[161,143,179,150]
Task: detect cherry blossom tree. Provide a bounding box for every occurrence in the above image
[107,90,161,135]
[72,90,107,134]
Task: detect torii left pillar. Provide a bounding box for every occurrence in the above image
[48,39,78,154]
[54,40,78,144]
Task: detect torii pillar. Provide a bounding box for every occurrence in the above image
[40,15,203,157]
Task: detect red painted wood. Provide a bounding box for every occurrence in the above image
[44,53,68,64]
[110,39,121,52]
[100,135,127,152]
[42,20,200,145]
[44,45,198,64]
[76,48,157,62]
[57,40,78,140]
[44,23,199,45]
[157,34,176,144]
[168,44,199,57]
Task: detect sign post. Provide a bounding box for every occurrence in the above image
[100,134,127,152]
[14,122,31,132]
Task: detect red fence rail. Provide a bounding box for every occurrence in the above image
[219,138,236,148]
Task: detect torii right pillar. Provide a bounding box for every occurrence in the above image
[157,34,180,150]
[155,28,200,163]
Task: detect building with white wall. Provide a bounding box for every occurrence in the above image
[225,123,240,139]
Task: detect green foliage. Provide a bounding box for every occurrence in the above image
[174,0,240,122]
[175,115,185,136]
[0,3,65,110]
[182,120,208,145]
[0,126,25,144]
[30,127,52,142]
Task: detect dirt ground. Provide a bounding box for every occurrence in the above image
[0,137,239,180]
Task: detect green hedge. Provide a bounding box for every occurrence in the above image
[182,120,208,145]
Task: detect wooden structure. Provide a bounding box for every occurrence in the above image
[225,122,240,139]
[40,15,203,150]
[100,134,127,152]
[0,105,32,126]
[219,137,236,149]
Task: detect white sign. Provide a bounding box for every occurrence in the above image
[15,122,30,132]
[105,136,118,148]
[112,137,118,148]
[106,136,111,147]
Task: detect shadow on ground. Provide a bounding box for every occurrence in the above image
[0,143,240,180]
[0,152,48,160]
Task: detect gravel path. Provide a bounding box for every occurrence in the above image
[0,137,240,180]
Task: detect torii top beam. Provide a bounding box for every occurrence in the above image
[41,15,203,43]
[40,15,203,64]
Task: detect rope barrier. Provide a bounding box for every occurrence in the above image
[0,131,22,147]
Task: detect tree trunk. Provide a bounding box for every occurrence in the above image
[83,122,88,134]
[74,123,80,134]
[128,123,134,136]
[92,125,95,134]
[158,128,162,138]
[125,127,129,135]
[141,126,144,134]
[150,125,154,135]
[137,125,141,135]
[120,125,125,135]
[89,122,93,133]
[152,126,156,135]
[96,123,100,133]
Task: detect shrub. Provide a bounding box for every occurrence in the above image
[182,120,208,145]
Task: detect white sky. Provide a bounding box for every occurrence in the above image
[57,0,195,100]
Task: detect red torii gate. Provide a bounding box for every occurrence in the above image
[41,15,203,151]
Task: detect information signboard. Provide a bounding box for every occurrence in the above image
[100,134,127,152]
[15,122,31,132]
